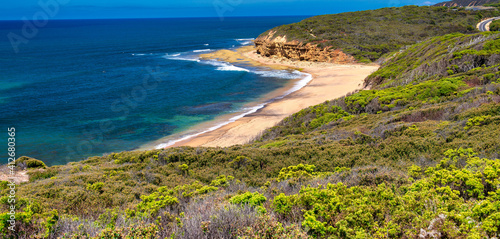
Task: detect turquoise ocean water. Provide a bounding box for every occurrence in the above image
[0,17,308,165]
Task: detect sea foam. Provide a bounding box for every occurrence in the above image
[278,71,313,99]
[155,103,265,149]
[193,49,212,53]
[254,70,303,79]
[163,53,200,62]
[235,38,255,45]
[201,60,250,72]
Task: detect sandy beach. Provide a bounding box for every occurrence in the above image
[150,46,379,148]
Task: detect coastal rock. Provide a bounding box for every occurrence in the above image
[254,31,356,64]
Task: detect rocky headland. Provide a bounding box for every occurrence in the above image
[254,31,355,64]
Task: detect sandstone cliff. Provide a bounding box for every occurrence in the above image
[254,31,356,64]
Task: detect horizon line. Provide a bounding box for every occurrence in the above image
[0,15,315,21]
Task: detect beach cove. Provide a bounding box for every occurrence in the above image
[147,46,379,149]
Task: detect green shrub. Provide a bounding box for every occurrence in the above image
[132,190,178,217]
[43,210,59,237]
[277,164,316,182]
[174,181,218,198]
[86,182,104,192]
[97,208,119,229]
[16,156,47,169]
[464,115,492,130]
[260,140,289,149]
[230,192,267,207]
[210,175,234,187]
[309,106,351,129]
[28,168,58,182]
[272,193,296,216]
[346,77,468,112]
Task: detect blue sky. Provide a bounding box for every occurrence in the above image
[1,0,436,20]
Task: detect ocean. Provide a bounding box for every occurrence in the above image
[0,16,308,166]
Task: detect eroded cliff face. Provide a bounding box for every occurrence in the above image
[254,31,356,64]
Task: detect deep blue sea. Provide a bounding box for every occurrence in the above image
[0,17,308,166]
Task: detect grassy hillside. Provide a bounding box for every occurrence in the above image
[2,31,499,238]
[435,0,500,7]
[365,32,500,87]
[257,5,499,62]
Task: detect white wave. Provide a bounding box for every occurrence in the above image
[254,70,303,79]
[201,60,250,72]
[218,65,250,72]
[204,44,209,46]
[163,53,200,62]
[235,38,255,45]
[155,103,265,149]
[201,60,227,67]
[277,71,313,100]
[193,49,212,53]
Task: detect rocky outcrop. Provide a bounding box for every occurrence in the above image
[254,31,356,64]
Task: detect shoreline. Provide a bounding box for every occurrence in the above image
[141,46,379,149]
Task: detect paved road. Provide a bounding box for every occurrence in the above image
[478,17,500,31]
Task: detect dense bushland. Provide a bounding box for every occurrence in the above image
[258,5,498,62]
[1,22,500,239]
[364,32,500,88]
[490,19,500,31]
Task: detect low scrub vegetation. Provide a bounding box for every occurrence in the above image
[490,19,500,31]
[2,15,500,239]
[259,5,499,62]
